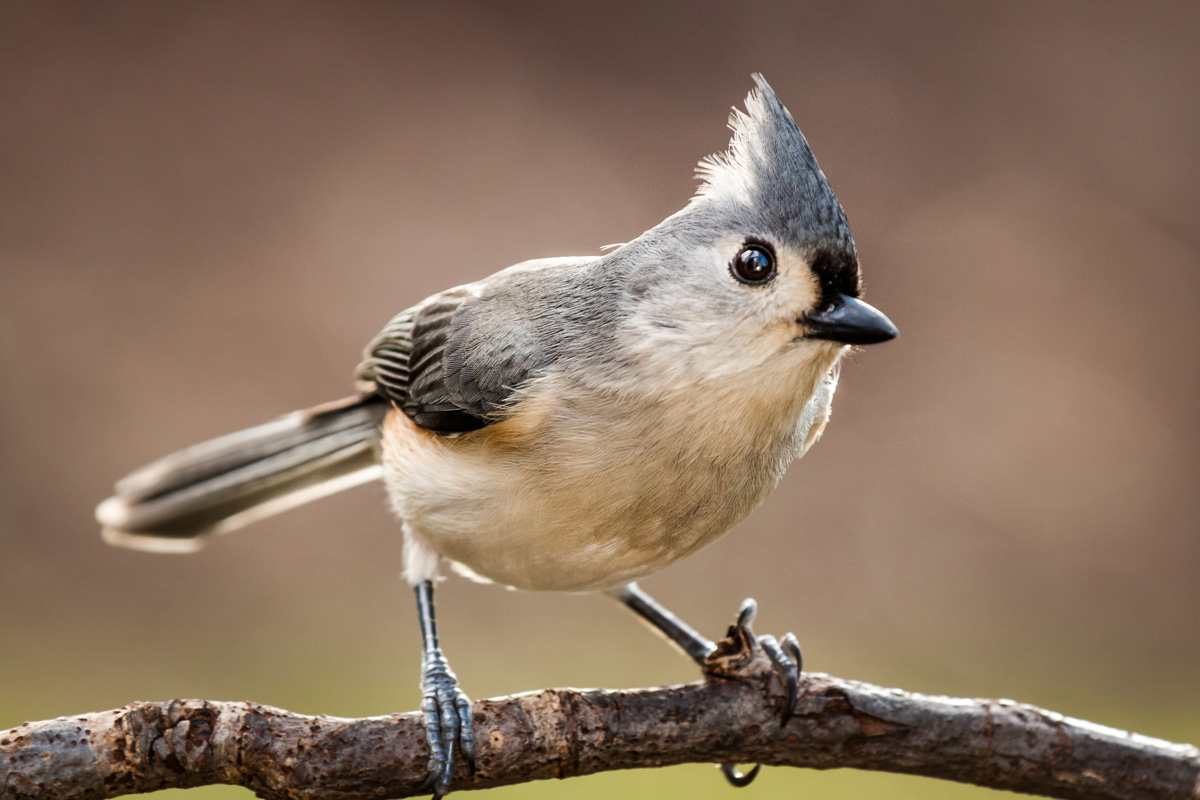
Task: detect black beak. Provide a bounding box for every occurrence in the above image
[801,294,898,345]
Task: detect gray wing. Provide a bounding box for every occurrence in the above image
[358,284,554,435]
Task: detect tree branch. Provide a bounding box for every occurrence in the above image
[3,633,1197,800]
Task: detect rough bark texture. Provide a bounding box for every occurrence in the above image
[3,632,1198,800]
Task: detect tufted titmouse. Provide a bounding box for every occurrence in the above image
[97,75,896,795]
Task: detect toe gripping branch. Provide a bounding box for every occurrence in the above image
[616,584,803,788]
[714,599,803,787]
[415,581,475,799]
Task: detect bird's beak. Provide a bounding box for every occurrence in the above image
[801,294,898,345]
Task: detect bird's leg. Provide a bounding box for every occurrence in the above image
[613,581,717,665]
[611,582,803,788]
[414,580,475,798]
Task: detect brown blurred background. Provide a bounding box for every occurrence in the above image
[2,3,1198,798]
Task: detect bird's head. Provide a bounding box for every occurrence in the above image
[617,75,897,386]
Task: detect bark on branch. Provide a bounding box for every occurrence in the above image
[2,632,1197,800]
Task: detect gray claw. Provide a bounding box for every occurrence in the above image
[759,633,801,725]
[735,598,758,635]
[456,692,476,774]
[720,762,761,787]
[781,632,802,675]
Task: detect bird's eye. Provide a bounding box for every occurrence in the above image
[731,244,776,285]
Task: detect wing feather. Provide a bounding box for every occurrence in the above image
[357,284,551,435]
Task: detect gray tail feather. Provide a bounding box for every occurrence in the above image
[96,394,389,553]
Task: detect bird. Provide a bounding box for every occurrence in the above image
[96,75,897,796]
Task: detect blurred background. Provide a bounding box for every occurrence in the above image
[2,2,1198,798]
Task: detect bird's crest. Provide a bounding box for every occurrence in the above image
[695,75,852,250]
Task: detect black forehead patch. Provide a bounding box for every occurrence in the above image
[809,247,862,303]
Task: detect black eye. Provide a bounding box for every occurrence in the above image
[731,243,776,285]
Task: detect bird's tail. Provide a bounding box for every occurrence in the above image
[96,394,389,553]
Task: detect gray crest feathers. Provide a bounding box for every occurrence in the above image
[695,74,853,253]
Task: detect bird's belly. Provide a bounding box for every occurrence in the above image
[382,413,791,592]
[444,513,719,593]
[396,461,758,592]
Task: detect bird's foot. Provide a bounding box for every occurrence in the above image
[708,598,803,788]
[418,650,475,798]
